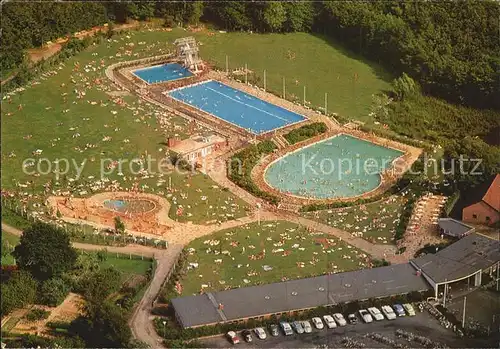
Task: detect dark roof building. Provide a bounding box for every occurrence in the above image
[410,233,500,298]
[438,218,475,238]
[171,263,429,328]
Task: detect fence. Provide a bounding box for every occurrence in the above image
[207,55,341,125]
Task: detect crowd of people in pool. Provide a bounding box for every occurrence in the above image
[252,129,414,204]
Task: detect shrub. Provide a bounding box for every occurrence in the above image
[25,308,50,322]
[1,271,37,315]
[284,122,327,144]
[39,277,70,307]
[228,140,280,205]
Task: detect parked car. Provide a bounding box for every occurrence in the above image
[312,317,324,329]
[254,327,267,340]
[347,313,358,325]
[403,303,416,316]
[358,309,373,323]
[301,320,313,333]
[292,321,305,334]
[269,324,279,337]
[381,305,397,320]
[393,304,406,317]
[333,313,347,326]
[227,331,240,345]
[280,321,293,336]
[368,307,385,321]
[242,330,252,342]
[323,315,337,329]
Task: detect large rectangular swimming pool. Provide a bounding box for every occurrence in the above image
[133,63,194,84]
[168,80,306,134]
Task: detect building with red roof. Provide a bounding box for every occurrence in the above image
[462,174,500,225]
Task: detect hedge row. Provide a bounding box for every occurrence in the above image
[443,190,460,217]
[394,196,418,241]
[283,122,327,145]
[228,140,280,205]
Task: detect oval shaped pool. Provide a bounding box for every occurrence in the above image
[264,134,403,199]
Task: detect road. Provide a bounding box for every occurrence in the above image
[2,222,178,348]
[201,313,496,348]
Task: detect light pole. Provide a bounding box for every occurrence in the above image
[162,320,167,338]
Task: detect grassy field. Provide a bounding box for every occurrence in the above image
[176,221,371,296]
[1,29,249,224]
[303,195,409,244]
[194,30,392,121]
[96,252,153,283]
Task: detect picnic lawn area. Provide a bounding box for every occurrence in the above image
[302,195,409,244]
[176,221,371,296]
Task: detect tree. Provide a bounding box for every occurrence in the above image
[185,1,204,25]
[392,73,419,100]
[1,271,37,315]
[114,216,125,235]
[262,2,287,32]
[39,277,70,306]
[13,222,77,281]
[283,2,315,32]
[73,302,132,348]
[81,267,122,305]
[63,252,100,290]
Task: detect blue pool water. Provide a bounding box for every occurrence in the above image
[133,63,194,84]
[168,80,306,134]
[103,199,156,214]
[265,134,403,199]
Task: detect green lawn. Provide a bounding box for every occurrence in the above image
[194,31,392,121]
[88,251,153,283]
[1,29,249,224]
[176,221,370,296]
[303,195,409,244]
[1,231,20,265]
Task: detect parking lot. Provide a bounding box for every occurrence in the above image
[201,312,498,348]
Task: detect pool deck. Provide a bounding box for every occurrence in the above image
[251,128,422,207]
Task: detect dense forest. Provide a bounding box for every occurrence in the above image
[2,1,499,110]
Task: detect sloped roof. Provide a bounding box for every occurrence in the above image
[482,174,500,212]
[171,264,430,328]
[438,218,474,237]
[411,233,500,284]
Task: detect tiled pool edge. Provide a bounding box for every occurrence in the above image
[132,63,195,85]
[166,79,308,136]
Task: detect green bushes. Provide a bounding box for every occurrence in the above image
[228,140,280,205]
[1,271,37,316]
[394,196,417,241]
[39,278,70,307]
[25,308,50,322]
[283,122,327,144]
[443,191,460,217]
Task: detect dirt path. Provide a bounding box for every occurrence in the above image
[129,243,183,348]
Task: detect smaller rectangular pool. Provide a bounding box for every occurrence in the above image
[133,63,194,84]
